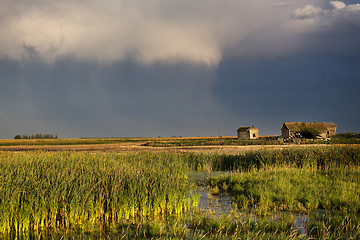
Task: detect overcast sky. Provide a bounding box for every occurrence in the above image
[1,0,359,138]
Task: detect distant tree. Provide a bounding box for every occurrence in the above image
[14,133,59,139]
[334,133,360,139]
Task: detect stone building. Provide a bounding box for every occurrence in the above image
[323,122,337,137]
[281,122,337,139]
[237,126,259,139]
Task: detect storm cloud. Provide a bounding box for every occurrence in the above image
[3,0,359,64]
[1,0,360,138]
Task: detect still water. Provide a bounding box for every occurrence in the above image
[188,171,311,237]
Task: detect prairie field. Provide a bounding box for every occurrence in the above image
[1,136,358,154]
[0,138,359,239]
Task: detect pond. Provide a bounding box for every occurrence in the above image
[4,171,331,239]
[188,171,312,237]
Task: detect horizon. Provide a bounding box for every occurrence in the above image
[2,123,357,140]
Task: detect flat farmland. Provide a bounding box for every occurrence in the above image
[1,137,360,239]
[0,137,353,154]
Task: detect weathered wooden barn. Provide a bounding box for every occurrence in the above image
[237,126,259,139]
[281,122,337,139]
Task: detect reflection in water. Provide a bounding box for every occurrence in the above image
[188,171,310,237]
[197,188,233,217]
[294,214,309,237]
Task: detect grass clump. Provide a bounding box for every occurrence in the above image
[209,167,360,215]
[307,212,360,239]
[186,212,300,239]
[0,151,193,236]
[206,146,360,215]
[206,145,360,171]
[1,145,360,239]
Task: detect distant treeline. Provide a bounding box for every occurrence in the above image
[334,132,360,139]
[14,134,58,139]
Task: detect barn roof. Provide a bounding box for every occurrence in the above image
[323,122,337,127]
[282,122,328,132]
[237,126,258,131]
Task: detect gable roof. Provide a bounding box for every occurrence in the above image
[237,126,258,132]
[323,122,337,127]
[282,122,328,132]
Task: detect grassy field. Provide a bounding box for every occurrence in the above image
[1,134,359,147]
[209,167,360,213]
[206,146,360,212]
[0,138,145,146]
[0,136,263,147]
[0,152,197,236]
[0,144,359,239]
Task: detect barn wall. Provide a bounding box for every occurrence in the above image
[238,131,250,139]
[281,127,290,138]
[249,129,259,139]
[326,126,337,136]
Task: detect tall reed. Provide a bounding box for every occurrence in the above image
[0,151,194,235]
[191,145,360,171]
[206,146,360,215]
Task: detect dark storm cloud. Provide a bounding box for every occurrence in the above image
[1,0,360,138]
[0,58,223,137]
[0,0,326,65]
[1,0,359,64]
[213,53,360,135]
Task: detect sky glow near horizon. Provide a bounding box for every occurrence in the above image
[0,0,360,138]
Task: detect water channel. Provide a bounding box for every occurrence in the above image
[188,171,311,237]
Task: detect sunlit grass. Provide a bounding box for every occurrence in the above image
[0,151,194,235]
[206,146,360,216]
[209,166,360,215]
[1,145,359,238]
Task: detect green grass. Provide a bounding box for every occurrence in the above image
[1,145,360,239]
[307,212,360,239]
[206,146,360,216]
[208,167,360,214]
[1,136,282,147]
[10,211,359,239]
[0,138,145,146]
[143,137,284,147]
[181,145,360,172]
[2,134,360,147]
[135,135,360,147]
[0,151,193,235]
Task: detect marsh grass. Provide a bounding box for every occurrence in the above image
[202,145,360,171]
[6,212,359,239]
[0,151,194,236]
[1,145,359,239]
[209,167,360,214]
[307,212,360,239]
[207,146,360,215]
